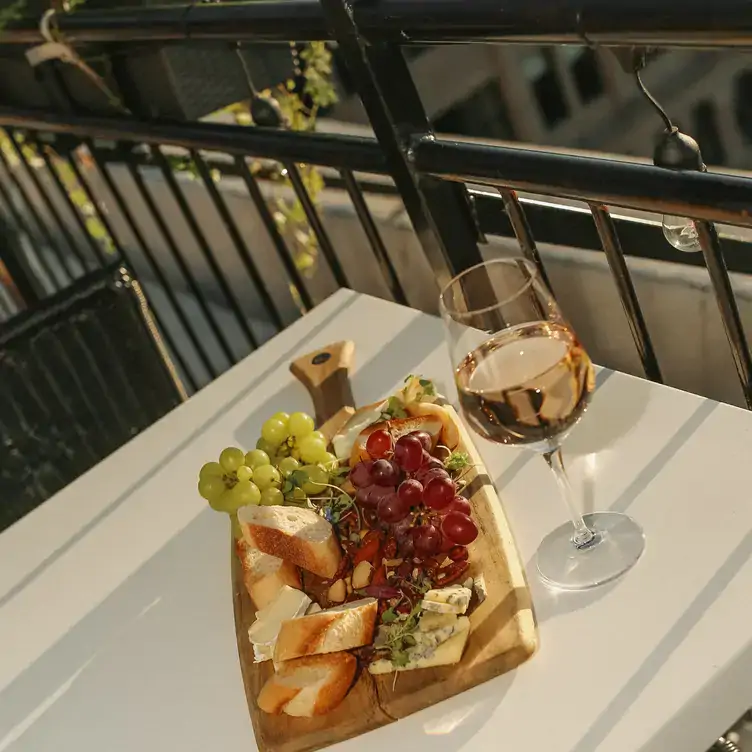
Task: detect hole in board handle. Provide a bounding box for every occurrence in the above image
[312,352,331,365]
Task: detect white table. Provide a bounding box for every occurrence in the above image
[2,289,751,752]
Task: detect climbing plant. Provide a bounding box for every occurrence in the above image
[0,0,338,289]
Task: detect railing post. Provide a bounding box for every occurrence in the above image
[318,0,484,292]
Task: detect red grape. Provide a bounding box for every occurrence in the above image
[349,460,374,489]
[413,524,441,555]
[394,435,424,472]
[415,467,448,487]
[356,483,393,508]
[410,430,433,453]
[444,496,472,516]
[442,512,479,545]
[423,476,455,510]
[419,452,443,471]
[378,492,410,523]
[372,458,399,486]
[397,478,423,506]
[366,429,392,459]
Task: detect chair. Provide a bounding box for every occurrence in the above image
[0,264,186,531]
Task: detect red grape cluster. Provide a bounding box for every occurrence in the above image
[350,428,479,558]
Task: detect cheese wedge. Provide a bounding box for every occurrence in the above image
[421,585,472,615]
[368,618,470,674]
[248,585,311,663]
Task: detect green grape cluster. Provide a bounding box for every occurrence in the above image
[196,411,340,514]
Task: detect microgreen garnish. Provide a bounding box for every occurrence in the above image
[444,451,470,473]
[375,603,423,667]
[381,395,408,420]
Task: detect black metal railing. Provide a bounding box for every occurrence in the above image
[0,0,751,408]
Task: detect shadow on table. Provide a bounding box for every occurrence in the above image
[0,509,253,751]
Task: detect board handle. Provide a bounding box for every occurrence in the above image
[290,341,356,434]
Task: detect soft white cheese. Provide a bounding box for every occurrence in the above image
[248,585,311,662]
[331,402,386,460]
[421,585,472,615]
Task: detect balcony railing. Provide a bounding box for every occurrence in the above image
[0,0,751,409]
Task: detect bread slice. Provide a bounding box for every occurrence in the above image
[236,538,301,610]
[274,597,377,662]
[257,653,356,717]
[237,505,342,579]
[404,402,460,450]
[350,415,444,465]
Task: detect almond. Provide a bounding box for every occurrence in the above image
[351,560,374,589]
[328,579,346,603]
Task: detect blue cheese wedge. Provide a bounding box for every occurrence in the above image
[331,402,387,460]
[248,585,311,663]
[368,617,470,674]
[421,585,472,615]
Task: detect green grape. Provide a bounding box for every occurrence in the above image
[289,412,315,439]
[210,488,235,513]
[199,461,224,480]
[219,447,245,472]
[275,442,291,459]
[300,464,329,495]
[278,456,300,477]
[290,446,302,461]
[261,418,288,446]
[298,435,329,464]
[236,465,254,482]
[256,437,277,455]
[320,452,339,470]
[198,476,225,503]
[253,464,281,490]
[245,449,271,470]
[272,412,290,426]
[309,431,327,444]
[228,481,261,511]
[260,487,284,506]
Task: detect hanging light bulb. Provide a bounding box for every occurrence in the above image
[662,215,701,252]
[654,127,706,253]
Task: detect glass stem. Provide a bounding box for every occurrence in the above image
[543,448,597,549]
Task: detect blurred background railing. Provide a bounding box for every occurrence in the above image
[3,0,752,534]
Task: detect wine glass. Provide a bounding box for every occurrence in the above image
[439,257,645,590]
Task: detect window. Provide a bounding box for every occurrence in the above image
[523,49,568,127]
[692,100,726,166]
[434,80,517,140]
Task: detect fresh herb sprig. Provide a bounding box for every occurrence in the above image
[376,603,423,667]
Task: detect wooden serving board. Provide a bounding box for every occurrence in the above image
[232,341,537,752]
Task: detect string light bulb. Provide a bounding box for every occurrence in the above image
[654,127,706,253]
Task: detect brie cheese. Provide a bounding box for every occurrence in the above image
[421,585,472,615]
[248,585,311,663]
[332,402,387,460]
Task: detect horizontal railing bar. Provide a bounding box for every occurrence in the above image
[1,0,751,48]
[0,108,387,175]
[413,137,752,230]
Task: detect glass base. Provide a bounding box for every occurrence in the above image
[536,512,645,591]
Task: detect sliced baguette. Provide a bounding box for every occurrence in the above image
[257,653,357,717]
[236,538,301,610]
[238,505,342,579]
[404,402,460,450]
[274,597,377,662]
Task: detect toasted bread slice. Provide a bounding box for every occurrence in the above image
[236,538,301,610]
[349,415,444,466]
[274,597,377,662]
[257,653,357,717]
[238,506,342,579]
[404,402,461,450]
